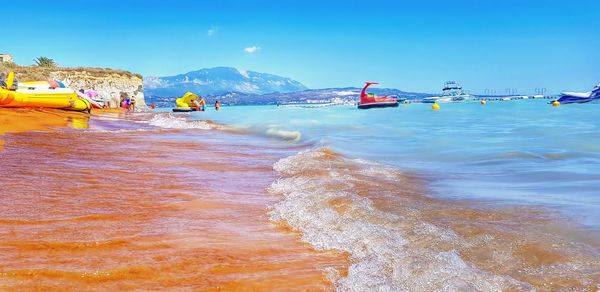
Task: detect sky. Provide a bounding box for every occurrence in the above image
[3,0,599,94]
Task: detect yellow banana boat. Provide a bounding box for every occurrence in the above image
[0,72,92,113]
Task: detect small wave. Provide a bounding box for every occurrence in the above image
[83,128,157,134]
[264,127,302,142]
[143,114,303,142]
[269,148,597,291]
[269,148,527,290]
[148,114,213,130]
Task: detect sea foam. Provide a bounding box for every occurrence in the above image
[148,114,213,130]
[269,148,533,291]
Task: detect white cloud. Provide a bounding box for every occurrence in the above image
[244,46,261,54]
[207,27,217,37]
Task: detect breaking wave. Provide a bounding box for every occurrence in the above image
[148,113,214,130]
[146,113,302,142]
[268,148,599,291]
[264,126,302,142]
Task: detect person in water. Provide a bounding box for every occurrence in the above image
[215,100,221,111]
[199,96,206,111]
[191,98,201,111]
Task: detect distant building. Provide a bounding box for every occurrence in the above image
[0,53,13,64]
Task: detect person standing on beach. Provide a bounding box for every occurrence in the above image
[129,95,136,112]
[215,100,221,111]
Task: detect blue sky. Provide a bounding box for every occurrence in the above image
[3,0,599,93]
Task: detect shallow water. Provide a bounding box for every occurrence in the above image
[1,105,599,290]
[177,100,600,229]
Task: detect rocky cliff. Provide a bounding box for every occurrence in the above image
[4,65,146,110]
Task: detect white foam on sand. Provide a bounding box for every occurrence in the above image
[268,148,532,291]
[148,114,213,130]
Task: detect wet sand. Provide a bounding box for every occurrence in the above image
[0,109,347,290]
[1,108,598,291]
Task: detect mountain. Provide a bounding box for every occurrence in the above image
[144,67,308,96]
[145,87,432,108]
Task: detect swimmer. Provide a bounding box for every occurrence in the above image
[215,100,221,111]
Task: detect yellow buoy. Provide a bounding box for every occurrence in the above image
[552,100,560,107]
[480,100,487,105]
[432,103,440,110]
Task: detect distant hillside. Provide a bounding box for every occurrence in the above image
[144,67,308,96]
[146,87,432,107]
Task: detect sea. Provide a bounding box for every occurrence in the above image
[0,100,598,290]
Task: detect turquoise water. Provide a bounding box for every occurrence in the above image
[164,100,600,229]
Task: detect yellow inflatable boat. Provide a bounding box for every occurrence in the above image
[0,72,92,113]
[172,92,203,112]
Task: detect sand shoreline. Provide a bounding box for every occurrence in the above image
[0,109,348,290]
[1,108,598,290]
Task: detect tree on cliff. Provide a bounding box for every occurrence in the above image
[34,57,57,68]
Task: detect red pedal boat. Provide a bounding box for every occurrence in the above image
[357,82,399,109]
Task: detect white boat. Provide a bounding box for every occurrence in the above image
[422,81,473,103]
[557,83,600,104]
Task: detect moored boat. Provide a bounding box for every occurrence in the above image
[556,83,600,104]
[422,81,472,103]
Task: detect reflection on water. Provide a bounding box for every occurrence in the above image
[0,108,90,150]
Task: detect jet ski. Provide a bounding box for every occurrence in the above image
[557,83,600,104]
[357,82,399,109]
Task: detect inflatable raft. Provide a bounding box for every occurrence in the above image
[357,82,399,109]
[172,91,204,112]
[0,73,92,113]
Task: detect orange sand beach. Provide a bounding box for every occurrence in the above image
[0,108,348,290]
[0,108,598,291]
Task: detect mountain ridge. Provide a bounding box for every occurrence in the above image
[144,67,308,96]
